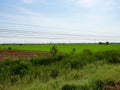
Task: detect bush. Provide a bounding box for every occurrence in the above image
[56,54,66,61]
[106,41,109,45]
[92,80,104,90]
[50,45,58,56]
[31,57,57,66]
[62,84,77,90]
[71,48,76,54]
[103,50,120,64]
[10,60,31,78]
[95,50,120,64]
[80,49,94,63]
[70,59,85,69]
[8,47,12,50]
[99,42,103,45]
[0,59,31,83]
[82,49,93,55]
[50,69,59,79]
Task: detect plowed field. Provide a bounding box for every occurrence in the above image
[0,49,51,61]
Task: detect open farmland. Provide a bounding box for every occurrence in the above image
[0,43,120,53]
[0,43,120,90]
[1,0,120,90]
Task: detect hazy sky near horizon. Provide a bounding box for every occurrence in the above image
[0,0,120,43]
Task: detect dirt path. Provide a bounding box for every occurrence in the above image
[0,49,51,61]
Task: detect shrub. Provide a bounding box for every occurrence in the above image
[10,60,31,78]
[0,59,31,84]
[71,48,76,54]
[31,57,57,66]
[95,52,105,61]
[50,69,59,79]
[70,59,85,69]
[95,50,120,64]
[106,41,109,45]
[92,80,104,90]
[80,49,94,63]
[103,50,120,64]
[56,54,66,61]
[8,47,12,50]
[50,45,58,56]
[62,84,76,90]
[82,49,93,55]
[99,42,103,45]
[70,49,94,69]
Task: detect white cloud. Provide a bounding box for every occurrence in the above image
[22,0,34,4]
[70,0,120,9]
[78,0,97,7]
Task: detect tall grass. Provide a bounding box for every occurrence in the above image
[0,50,120,90]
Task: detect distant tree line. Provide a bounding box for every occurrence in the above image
[99,41,110,45]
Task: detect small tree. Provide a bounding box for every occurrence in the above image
[8,47,12,50]
[106,41,109,45]
[50,45,58,56]
[72,48,76,54]
[99,42,103,45]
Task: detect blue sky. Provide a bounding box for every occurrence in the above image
[0,0,120,43]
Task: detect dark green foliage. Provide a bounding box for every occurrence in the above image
[99,42,103,45]
[106,41,109,45]
[82,49,93,55]
[0,59,31,83]
[57,54,66,61]
[103,50,120,64]
[95,50,120,64]
[71,48,76,54]
[30,57,58,66]
[70,59,86,69]
[69,49,120,69]
[99,42,110,45]
[95,52,105,61]
[10,75,20,84]
[80,49,94,63]
[62,84,77,90]
[79,85,89,90]
[50,69,59,79]
[70,49,93,69]
[8,47,12,50]
[50,45,58,56]
[92,80,104,90]
[10,60,31,78]
[31,54,66,66]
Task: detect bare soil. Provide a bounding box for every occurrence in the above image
[0,49,51,61]
[104,82,120,90]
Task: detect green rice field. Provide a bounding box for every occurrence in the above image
[0,43,120,53]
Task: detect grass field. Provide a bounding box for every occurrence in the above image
[0,43,120,90]
[0,43,120,53]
